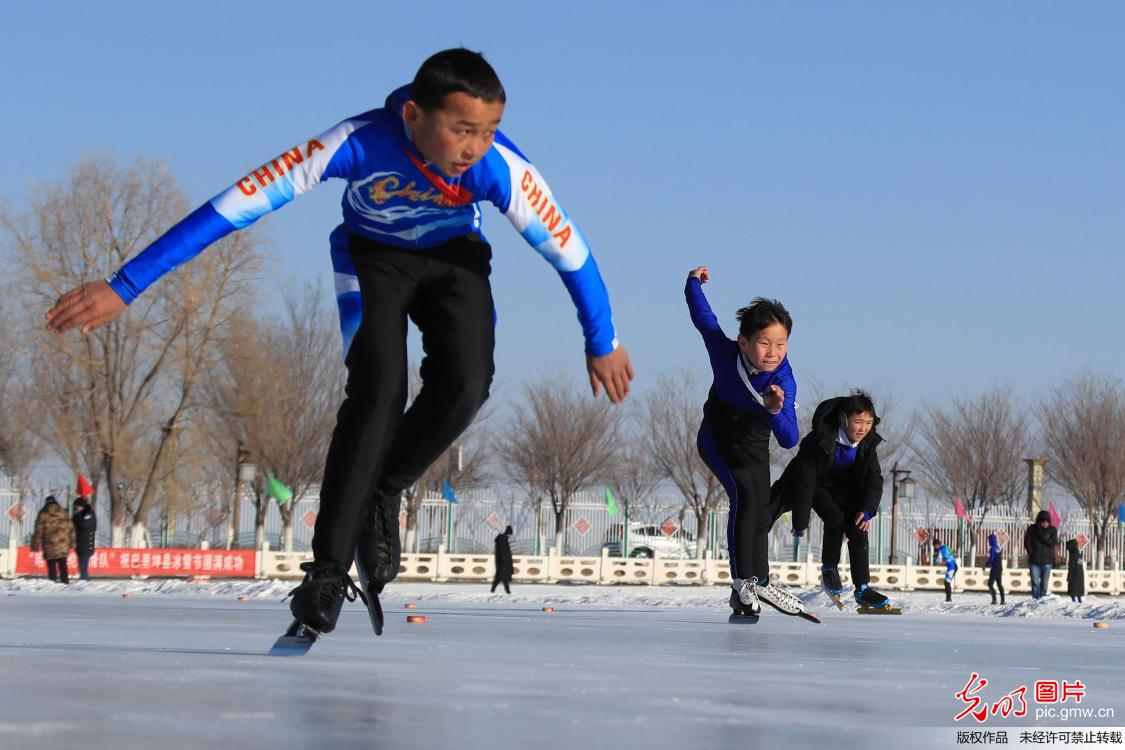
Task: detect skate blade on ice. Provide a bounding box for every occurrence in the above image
[857,606,902,615]
[759,597,822,624]
[826,592,845,610]
[269,619,320,656]
[353,547,385,636]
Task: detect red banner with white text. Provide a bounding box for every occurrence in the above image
[16,547,257,577]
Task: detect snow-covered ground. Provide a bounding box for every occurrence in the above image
[1,579,1122,750]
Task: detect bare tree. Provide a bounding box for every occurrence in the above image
[912,386,1030,561]
[2,157,263,545]
[605,408,665,543]
[643,371,725,558]
[1038,373,1125,569]
[496,372,623,554]
[0,288,42,500]
[202,281,342,551]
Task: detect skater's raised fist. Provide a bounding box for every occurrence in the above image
[688,266,710,283]
[46,280,127,335]
[763,384,785,414]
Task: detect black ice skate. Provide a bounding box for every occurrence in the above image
[353,491,402,636]
[854,584,900,615]
[273,561,366,656]
[821,566,845,610]
[728,580,761,624]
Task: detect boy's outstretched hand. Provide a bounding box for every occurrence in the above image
[763,384,785,414]
[46,280,127,335]
[688,266,710,283]
[586,347,634,404]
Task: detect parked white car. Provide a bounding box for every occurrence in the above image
[602,522,698,559]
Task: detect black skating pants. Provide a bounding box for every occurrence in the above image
[490,574,511,594]
[697,420,773,581]
[814,488,870,587]
[311,236,495,570]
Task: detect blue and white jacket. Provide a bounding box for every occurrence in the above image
[107,85,619,356]
[935,544,958,572]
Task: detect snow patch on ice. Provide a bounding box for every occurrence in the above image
[2,578,1122,620]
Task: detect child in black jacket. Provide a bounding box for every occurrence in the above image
[771,390,890,609]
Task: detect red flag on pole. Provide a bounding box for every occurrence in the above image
[76,472,94,500]
[953,497,971,522]
[1048,502,1061,528]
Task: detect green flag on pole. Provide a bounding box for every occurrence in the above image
[266,474,293,505]
[604,487,619,517]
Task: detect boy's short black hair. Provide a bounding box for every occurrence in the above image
[411,48,506,112]
[736,297,792,339]
[839,389,879,423]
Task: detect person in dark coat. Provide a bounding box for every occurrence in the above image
[986,533,1005,605]
[1066,538,1085,604]
[1024,510,1058,599]
[491,525,514,594]
[31,496,76,584]
[770,390,887,608]
[72,498,97,581]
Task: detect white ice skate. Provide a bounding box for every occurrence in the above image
[757,577,821,624]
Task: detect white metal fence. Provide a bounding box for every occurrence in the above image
[4,487,1122,570]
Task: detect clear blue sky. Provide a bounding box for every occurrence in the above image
[3,1,1122,411]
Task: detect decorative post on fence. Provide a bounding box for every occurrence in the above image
[889,464,915,565]
[1023,458,1046,518]
[228,442,254,550]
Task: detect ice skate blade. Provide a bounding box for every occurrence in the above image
[857,606,902,615]
[269,619,320,656]
[354,547,386,636]
[727,613,760,624]
[760,596,822,624]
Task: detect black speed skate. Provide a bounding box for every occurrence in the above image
[821,566,845,610]
[728,589,760,624]
[353,491,402,636]
[854,584,900,615]
[273,561,366,656]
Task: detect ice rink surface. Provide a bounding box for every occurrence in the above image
[1,581,1122,750]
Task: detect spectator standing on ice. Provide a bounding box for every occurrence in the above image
[491,525,514,594]
[1065,538,1085,604]
[1024,510,1057,599]
[72,498,97,582]
[986,532,1005,605]
[31,496,76,584]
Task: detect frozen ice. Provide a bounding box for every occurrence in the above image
[0,580,1122,749]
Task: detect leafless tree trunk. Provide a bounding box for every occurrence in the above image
[912,386,1030,563]
[1038,373,1125,569]
[202,281,342,551]
[0,286,42,505]
[643,371,725,558]
[608,410,665,551]
[3,157,263,546]
[496,373,623,554]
